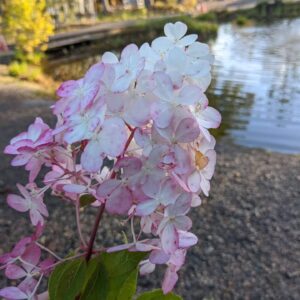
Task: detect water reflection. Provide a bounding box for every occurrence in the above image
[210,18,300,153]
[44,17,300,153]
[207,79,255,138]
[44,47,101,81]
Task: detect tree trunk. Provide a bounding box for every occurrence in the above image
[78,0,85,15]
[86,0,97,17]
[144,0,153,8]
[101,0,112,14]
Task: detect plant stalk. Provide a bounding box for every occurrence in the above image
[85,127,136,262]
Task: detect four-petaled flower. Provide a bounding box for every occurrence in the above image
[7,184,48,225]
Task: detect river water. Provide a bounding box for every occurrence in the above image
[209,17,300,153]
[45,17,300,154]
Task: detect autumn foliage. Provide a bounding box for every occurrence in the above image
[2,0,54,59]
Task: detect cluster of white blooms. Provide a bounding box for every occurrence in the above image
[1,21,221,298]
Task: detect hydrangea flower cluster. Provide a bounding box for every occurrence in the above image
[1,21,221,299]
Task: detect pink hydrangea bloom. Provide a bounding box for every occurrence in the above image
[2,21,221,296]
[4,118,53,182]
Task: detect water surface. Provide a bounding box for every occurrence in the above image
[210,18,300,153]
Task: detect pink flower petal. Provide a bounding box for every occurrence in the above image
[162,268,178,294]
[7,194,29,212]
[98,118,127,157]
[178,231,198,248]
[121,43,138,59]
[153,105,172,129]
[81,140,103,172]
[84,62,104,84]
[178,34,198,47]
[29,209,44,226]
[177,85,202,105]
[136,199,159,216]
[63,184,86,194]
[134,243,156,252]
[96,179,120,198]
[39,258,55,274]
[153,72,173,102]
[56,80,78,98]
[191,194,202,207]
[115,157,142,177]
[0,287,27,299]
[187,170,201,193]
[149,249,170,264]
[140,261,155,275]
[5,264,27,280]
[21,244,41,272]
[202,150,216,180]
[11,237,32,257]
[173,145,191,175]
[200,174,210,196]
[175,118,200,143]
[174,215,192,231]
[198,106,222,129]
[11,153,31,167]
[105,186,132,215]
[168,193,191,216]
[102,52,119,64]
[161,223,178,255]
[0,253,12,264]
[18,277,37,296]
[107,243,133,253]
[26,157,42,182]
[164,22,187,40]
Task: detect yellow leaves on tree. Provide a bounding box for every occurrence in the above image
[182,0,197,10]
[3,0,54,56]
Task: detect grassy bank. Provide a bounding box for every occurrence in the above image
[103,15,218,50]
[133,15,218,40]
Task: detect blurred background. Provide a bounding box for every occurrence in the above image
[0,0,299,299]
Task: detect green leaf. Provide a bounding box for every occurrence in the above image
[48,257,87,300]
[80,194,96,207]
[81,250,148,300]
[136,289,182,300]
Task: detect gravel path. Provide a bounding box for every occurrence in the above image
[0,87,300,299]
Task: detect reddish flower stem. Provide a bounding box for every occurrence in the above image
[85,127,136,262]
[85,204,105,262]
[121,127,136,157]
[125,122,133,131]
